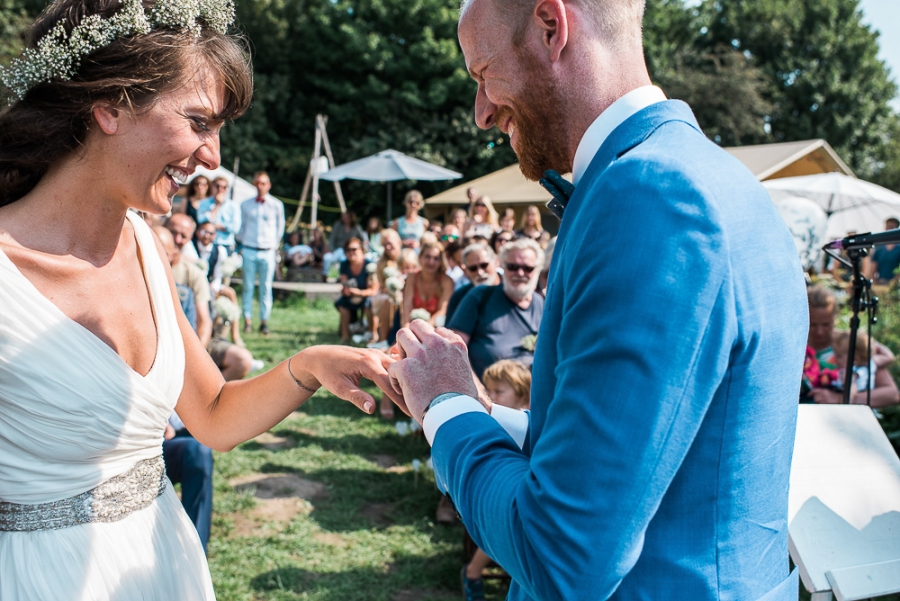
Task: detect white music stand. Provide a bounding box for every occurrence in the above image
[789,405,900,601]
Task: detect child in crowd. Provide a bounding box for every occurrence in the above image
[462,360,531,600]
[831,331,874,402]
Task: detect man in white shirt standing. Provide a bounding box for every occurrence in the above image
[238,171,284,336]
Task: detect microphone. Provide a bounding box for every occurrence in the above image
[823,228,900,251]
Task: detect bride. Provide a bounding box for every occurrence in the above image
[0,0,401,598]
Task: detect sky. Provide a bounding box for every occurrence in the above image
[857,0,900,110]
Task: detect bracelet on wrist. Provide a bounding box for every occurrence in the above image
[287,356,319,395]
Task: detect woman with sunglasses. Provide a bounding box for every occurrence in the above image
[391,190,429,250]
[465,195,499,239]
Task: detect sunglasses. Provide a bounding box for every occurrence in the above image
[346,247,362,253]
[474,203,486,208]
[505,262,535,275]
[466,262,490,273]
[440,234,459,242]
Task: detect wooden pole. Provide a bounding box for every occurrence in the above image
[287,164,312,233]
[317,114,346,213]
[310,125,323,230]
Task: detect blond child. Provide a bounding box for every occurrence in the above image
[462,360,531,599]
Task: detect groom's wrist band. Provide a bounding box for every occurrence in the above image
[422,392,465,420]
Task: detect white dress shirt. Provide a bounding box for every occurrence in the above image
[571,85,667,185]
[238,194,285,250]
[422,85,668,447]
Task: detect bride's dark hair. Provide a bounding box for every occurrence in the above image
[0,0,253,206]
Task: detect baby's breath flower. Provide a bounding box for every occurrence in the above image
[0,0,235,100]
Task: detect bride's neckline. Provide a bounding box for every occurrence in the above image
[0,212,161,379]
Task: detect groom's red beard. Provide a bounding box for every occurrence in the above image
[497,54,571,181]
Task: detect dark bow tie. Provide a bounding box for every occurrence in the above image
[539,170,575,220]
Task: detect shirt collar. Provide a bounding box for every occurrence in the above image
[571,85,667,186]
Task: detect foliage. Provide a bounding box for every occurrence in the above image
[699,0,899,182]
[644,0,774,146]
[223,0,515,218]
[0,0,33,66]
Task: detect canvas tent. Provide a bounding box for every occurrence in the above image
[423,139,855,226]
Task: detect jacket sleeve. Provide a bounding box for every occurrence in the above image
[431,157,737,599]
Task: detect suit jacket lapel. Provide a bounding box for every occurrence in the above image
[550,100,703,280]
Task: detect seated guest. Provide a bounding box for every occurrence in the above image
[324,211,367,277]
[195,221,244,347]
[163,412,213,554]
[160,219,253,381]
[365,216,384,255]
[446,243,501,323]
[866,217,900,285]
[515,204,545,243]
[450,207,468,237]
[499,207,516,233]
[391,190,429,250]
[440,223,461,246]
[283,230,314,270]
[489,229,515,256]
[197,176,241,251]
[465,195,499,239]
[402,241,454,328]
[448,238,545,379]
[335,237,379,343]
[444,240,467,290]
[308,227,328,270]
[369,228,403,346]
[804,285,899,406]
[462,359,532,597]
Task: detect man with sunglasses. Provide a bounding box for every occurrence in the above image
[445,243,501,322]
[447,239,543,380]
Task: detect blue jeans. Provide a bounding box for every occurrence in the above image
[162,435,213,553]
[241,247,276,321]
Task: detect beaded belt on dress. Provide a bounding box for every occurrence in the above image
[0,456,167,532]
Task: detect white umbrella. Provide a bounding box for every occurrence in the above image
[320,149,461,220]
[763,173,900,240]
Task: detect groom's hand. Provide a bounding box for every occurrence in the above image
[389,321,481,424]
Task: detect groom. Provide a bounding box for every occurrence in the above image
[388,0,808,599]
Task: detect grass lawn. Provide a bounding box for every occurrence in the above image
[207,291,509,601]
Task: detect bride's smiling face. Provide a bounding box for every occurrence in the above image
[94,67,226,215]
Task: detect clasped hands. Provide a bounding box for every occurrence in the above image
[313,321,489,423]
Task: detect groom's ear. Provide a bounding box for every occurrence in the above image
[533,0,569,63]
[92,104,121,135]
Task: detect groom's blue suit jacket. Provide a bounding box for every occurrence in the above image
[431,101,808,600]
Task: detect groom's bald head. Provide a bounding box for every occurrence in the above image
[461,0,645,48]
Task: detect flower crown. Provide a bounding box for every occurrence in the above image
[0,0,235,100]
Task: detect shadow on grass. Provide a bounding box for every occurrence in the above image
[247,461,450,533]
[249,550,463,601]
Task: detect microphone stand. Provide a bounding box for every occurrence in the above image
[823,246,876,405]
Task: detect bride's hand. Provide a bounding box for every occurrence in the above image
[296,346,406,414]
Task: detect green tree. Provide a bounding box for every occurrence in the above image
[224,0,515,219]
[700,0,898,179]
[643,0,774,146]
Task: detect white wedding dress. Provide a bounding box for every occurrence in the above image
[0,212,215,600]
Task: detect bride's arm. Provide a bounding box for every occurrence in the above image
[150,234,401,452]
